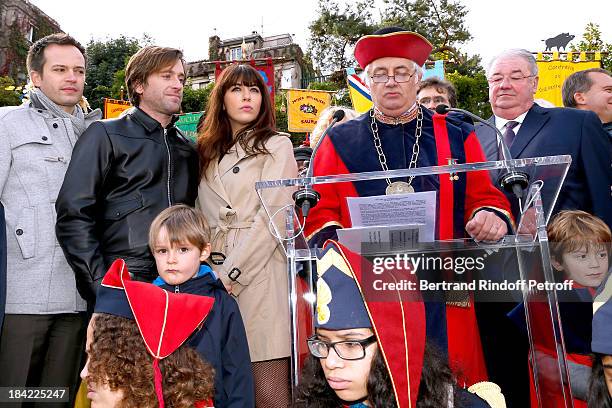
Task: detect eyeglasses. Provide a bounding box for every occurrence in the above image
[487,74,536,86]
[370,71,416,83]
[307,335,377,360]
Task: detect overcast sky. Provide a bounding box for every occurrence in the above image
[30,0,611,70]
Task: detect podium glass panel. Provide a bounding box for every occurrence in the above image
[255,155,575,406]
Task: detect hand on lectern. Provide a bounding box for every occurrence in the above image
[465,210,508,242]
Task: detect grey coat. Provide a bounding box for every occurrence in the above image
[0,101,99,314]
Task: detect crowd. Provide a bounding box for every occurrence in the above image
[0,25,611,408]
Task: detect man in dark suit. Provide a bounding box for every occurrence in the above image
[476,49,612,229]
[475,49,612,407]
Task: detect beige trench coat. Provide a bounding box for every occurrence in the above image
[197,134,297,362]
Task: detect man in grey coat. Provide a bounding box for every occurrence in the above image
[0,33,101,405]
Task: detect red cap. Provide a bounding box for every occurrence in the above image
[96,260,215,407]
[354,28,433,69]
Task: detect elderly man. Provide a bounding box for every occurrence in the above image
[417,76,458,110]
[562,68,612,138]
[0,33,101,405]
[476,49,612,229]
[305,27,513,389]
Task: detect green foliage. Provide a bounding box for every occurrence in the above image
[307,81,338,92]
[6,23,30,81]
[571,23,612,70]
[382,0,471,61]
[308,80,352,107]
[309,0,475,73]
[89,85,112,107]
[85,36,143,110]
[110,69,126,100]
[0,76,22,107]
[33,16,55,41]
[182,83,214,113]
[308,0,375,72]
[446,71,491,118]
[275,93,288,133]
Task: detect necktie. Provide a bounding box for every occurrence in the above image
[503,120,519,148]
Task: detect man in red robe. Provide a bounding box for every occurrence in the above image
[305,27,514,388]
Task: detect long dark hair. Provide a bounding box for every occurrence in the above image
[197,64,276,177]
[588,354,612,408]
[294,342,458,408]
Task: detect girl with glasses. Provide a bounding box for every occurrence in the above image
[296,242,501,408]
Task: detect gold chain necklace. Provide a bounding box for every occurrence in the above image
[370,105,423,195]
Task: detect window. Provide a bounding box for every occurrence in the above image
[26,25,34,42]
[229,47,242,61]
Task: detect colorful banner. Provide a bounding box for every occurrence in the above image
[346,67,373,114]
[176,111,204,142]
[103,98,131,119]
[535,57,601,107]
[286,89,333,132]
[215,58,275,102]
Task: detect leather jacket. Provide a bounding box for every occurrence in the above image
[55,107,199,303]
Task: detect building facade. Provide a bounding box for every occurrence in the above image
[0,0,61,83]
[186,32,306,91]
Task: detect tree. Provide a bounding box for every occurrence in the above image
[0,76,22,107]
[182,83,214,113]
[308,0,375,73]
[85,35,146,110]
[446,71,491,118]
[308,0,476,74]
[571,23,612,70]
[381,0,472,71]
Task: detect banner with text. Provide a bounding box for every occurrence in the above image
[176,111,204,142]
[103,98,131,119]
[286,89,333,132]
[535,53,601,106]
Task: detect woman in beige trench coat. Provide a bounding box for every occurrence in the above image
[197,64,297,407]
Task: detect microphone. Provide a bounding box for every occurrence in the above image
[435,104,529,199]
[293,109,346,217]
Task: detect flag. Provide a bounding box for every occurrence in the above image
[103,98,131,119]
[346,67,372,113]
[535,57,601,106]
[422,60,445,80]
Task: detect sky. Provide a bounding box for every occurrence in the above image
[30,0,611,71]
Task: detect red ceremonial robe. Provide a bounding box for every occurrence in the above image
[305,108,514,387]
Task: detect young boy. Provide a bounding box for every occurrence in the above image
[510,210,611,407]
[548,210,610,290]
[543,210,610,406]
[149,204,254,408]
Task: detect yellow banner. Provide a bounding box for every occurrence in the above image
[535,60,601,107]
[103,98,132,119]
[286,89,333,132]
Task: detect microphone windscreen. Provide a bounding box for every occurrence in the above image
[435,104,450,115]
[332,109,346,122]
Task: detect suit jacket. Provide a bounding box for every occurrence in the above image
[475,104,612,228]
[197,133,297,362]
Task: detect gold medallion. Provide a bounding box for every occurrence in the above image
[386,181,414,195]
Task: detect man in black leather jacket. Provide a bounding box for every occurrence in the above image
[56,46,199,306]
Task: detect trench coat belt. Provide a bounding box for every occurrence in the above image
[211,206,254,252]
